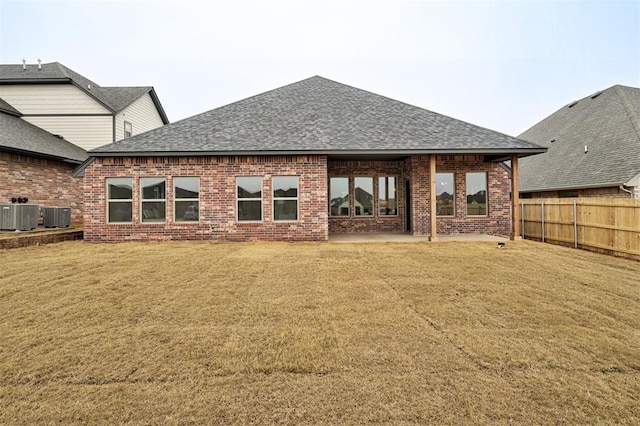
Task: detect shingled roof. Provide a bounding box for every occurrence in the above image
[90,76,544,159]
[0,62,169,123]
[518,85,640,192]
[0,105,88,164]
[0,97,21,116]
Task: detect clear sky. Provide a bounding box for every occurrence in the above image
[1,0,638,136]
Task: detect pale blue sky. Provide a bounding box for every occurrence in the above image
[1,0,638,136]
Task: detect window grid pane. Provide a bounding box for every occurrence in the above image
[141,177,166,222]
[174,177,200,222]
[107,178,132,223]
[273,176,298,221]
[237,177,262,221]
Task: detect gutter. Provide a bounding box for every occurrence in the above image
[88,147,547,158]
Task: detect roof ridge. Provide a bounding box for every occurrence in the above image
[614,85,640,144]
[52,62,71,80]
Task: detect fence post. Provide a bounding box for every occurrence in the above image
[521,202,525,239]
[573,201,578,248]
[541,201,545,243]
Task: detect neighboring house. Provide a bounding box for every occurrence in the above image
[0,97,88,224]
[518,85,640,198]
[82,76,545,242]
[0,61,169,151]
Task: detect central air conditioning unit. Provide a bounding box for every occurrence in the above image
[0,204,39,231]
[42,207,72,228]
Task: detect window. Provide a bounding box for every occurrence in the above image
[466,172,487,216]
[378,176,397,216]
[273,176,298,221]
[237,177,262,221]
[354,177,374,216]
[330,177,349,217]
[107,178,132,223]
[174,177,199,222]
[141,177,166,222]
[124,121,132,138]
[436,173,455,216]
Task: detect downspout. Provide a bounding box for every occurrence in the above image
[619,185,633,195]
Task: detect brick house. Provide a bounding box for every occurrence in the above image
[518,85,640,198]
[0,98,88,224]
[82,77,545,242]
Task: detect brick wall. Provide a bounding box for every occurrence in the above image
[328,160,405,233]
[407,155,511,237]
[328,155,512,237]
[83,155,328,242]
[0,151,83,224]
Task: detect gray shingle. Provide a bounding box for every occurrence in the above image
[91,76,544,156]
[518,85,640,191]
[0,111,88,163]
[0,97,21,116]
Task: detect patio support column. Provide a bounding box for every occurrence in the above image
[429,154,438,241]
[511,154,522,240]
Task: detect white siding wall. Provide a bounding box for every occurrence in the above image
[116,93,165,141]
[0,84,110,114]
[24,116,113,151]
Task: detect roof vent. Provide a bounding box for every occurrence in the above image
[37,58,42,70]
[87,84,91,90]
[584,145,588,153]
[550,139,556,143]
[53,134,64,139]
[22,59,26,70]
[590,91,602,99]
[567,101,578,108]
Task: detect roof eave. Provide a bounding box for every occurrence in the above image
[1,145,85,165]
[520,181,630,193]
[149,88,170,124]
[88,147,547,158]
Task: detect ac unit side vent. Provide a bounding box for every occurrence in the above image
[42,207,72,228]
[0,204,39,231]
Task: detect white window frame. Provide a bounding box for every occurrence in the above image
[124,121,132,138]
[273,176,299,222]
[236,176,263,222]
[174,177,200,223]
[140,177,167,223]
[106,177,133,224]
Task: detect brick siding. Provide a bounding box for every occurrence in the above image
[84,154,514,242]
[83,155,328,242]
[328,160,405,233]
[0,151,83,224]
[430,155,511,237]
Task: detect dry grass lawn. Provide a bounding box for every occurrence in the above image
[1,240,638,424]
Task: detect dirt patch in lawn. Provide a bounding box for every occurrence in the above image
[1,240,638,424]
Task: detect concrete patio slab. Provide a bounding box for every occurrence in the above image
[329,232,508,243]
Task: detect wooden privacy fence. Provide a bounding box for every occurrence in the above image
[521,198,640,260]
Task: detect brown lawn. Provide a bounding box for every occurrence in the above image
[0,240,638,424]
